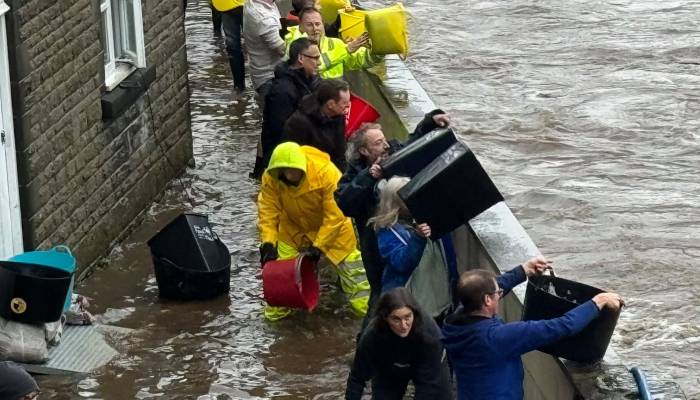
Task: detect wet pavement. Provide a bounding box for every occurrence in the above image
[37,2,361,398]
[38,0,700,398]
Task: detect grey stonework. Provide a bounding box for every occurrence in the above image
[4,0,193,271]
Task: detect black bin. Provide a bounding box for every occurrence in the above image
[398,142,504,238]
[522,275,620,362]
[381,127,457,178]
[148,213,231,300]
[0,261,72,323]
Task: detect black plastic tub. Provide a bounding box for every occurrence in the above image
[522,275,620,362]
[148,213,231,300]
[398,142,504,238]
[0,261,72,323]
[381,127,457,178]
[148,213,228,272]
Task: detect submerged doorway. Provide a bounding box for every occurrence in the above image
[0,0,23,259]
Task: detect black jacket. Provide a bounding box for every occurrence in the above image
[334,109,445,307]
[284,94,347,171]
[345,316,452,400]
[261,62,319,167]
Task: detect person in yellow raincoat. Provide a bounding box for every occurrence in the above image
[284,7,381,80]
[257,142,370,320]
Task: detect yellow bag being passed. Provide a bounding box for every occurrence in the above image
[211,0,243,12]
[365,3,409,57]
[319,0,349,24]
[339,9,367,41]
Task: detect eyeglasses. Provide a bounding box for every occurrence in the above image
[301,53,321,61]
[490,288,504,299]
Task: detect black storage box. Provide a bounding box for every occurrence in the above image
[398,142,504,238]
[148,213,231,300]
[0,261,72,323]
[380,127,457,178]
[522,275,620,362]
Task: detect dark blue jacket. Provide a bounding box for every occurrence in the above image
[441,266,600,400]
[377,223,458,293]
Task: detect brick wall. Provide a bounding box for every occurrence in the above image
[5,0,193,270]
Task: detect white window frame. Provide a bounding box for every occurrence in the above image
[101,0,147,91]
[0,0,24,259]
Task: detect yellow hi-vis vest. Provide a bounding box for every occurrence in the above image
[212,0,243,12]
[285,26,378,80]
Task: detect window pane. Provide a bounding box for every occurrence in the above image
[100,10,111,65]
[115,0,138,61]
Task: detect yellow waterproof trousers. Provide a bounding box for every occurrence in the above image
[264,242,370,321]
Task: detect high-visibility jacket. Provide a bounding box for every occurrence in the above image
[211,0,243,12]
[285,26,378,79]
[257,143,357,265]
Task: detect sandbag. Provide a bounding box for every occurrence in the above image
[319,0,348,24]
[365,3,409,57]
[0,317,49,364]
[339,9,366,41]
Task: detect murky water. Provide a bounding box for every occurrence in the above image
[398,0,699,396]
[38,0,699,398]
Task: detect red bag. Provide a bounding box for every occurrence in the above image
[345,94,380,139]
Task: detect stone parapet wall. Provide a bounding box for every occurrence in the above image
[4,0,193,270]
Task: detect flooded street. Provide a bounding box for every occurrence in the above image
[37,0,699,398]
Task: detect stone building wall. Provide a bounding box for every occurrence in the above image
[4,0,193,270]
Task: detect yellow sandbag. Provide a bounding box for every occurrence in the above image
[319,0,348,24]
[364,3,409,57]
[339,9,367,41]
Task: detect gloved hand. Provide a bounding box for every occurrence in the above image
[303,246,322,262]
[259,242,277,266]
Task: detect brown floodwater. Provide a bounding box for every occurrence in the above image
[38,0,700,398]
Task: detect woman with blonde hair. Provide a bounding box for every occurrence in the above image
[368,177,457,317]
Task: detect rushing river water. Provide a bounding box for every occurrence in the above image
[37,0,699,398]
[400,0,700,397]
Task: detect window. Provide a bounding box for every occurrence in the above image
[100,0,146,91]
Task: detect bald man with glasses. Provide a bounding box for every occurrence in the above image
[251,37,321,178]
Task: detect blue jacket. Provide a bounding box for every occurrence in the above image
[377,224,458,293]
[441,266,601,400]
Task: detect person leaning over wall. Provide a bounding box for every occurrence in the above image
[442,257,625,400]
[257,142,370,321]
[283,78,350,171]
[284,7,380,79]
[0,361,40,400]
[345,287,452,400]
[335,111,450,321]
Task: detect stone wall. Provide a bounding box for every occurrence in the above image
[4,0,193,270]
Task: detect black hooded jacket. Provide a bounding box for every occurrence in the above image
[283,93,347,171]
[345,315,452,400]
[261,62,319,167]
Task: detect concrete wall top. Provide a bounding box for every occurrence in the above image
[353,54,683,399]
